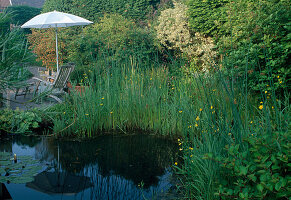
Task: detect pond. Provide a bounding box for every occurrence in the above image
[0,134,180,200]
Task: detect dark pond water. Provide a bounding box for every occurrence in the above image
[0,134,179,200]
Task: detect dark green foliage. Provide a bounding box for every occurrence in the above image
[221,0,291,96]
[67,14,157,67]
[5,5,41,26]
[43,0,161,22]
[187,0,229,37]
[0,12,32,95]
[208,128,290,199]
[0,109,42,134]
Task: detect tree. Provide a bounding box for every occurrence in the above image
[5,5,41,26]
[42,0,161,22]
[187,0,229,37]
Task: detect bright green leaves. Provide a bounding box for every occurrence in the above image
[0,109,42,135]
[207,128,290,199]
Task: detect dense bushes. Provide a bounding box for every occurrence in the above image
[67,14,157,66]
[43,0,161,22]
[155,2,216,71]
[212,129,290,199]
[0,109,42,134]
[220,0,291,95]
[5,5,41,26]
[187,0,229,37]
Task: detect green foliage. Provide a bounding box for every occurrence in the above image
[0,12,32,95]
[43,0,161,22]
[67,14,157,67]
[220,0,291,96]
[0,109,42,134]
[5,5,41,26]
[208,129,290,199]
[187,0,229,37]
[155,1,216,71]
[0,152,42,184]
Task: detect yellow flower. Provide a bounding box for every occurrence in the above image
[85,113,89,116]
[172,87,174,90]
[260,101,263,104]
[63,112,66,114]
[199,108,203,112]
[100,103,103,106]
[179,110,182,113]
[195,123,198,127]
[101,97,104,100]
[110,111,113,114]
[189,147,193,150]
[277,75,280,78]
[259,105,263,110]
[250,121,253,124]
[228,133,231,136]
[179,148,183,151]
[279,81,282,84]
[190,155,193,157]
[174,162,178,165]
[211,106,213,109]
[196,116,200,121]
[265,91,267,94]
[150,78,152,80]
[177,138,180,142]
[272,106,274,109]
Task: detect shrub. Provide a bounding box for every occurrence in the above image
[5,5,41,26]
[0,109,42,134]
[220,0,291,96]
[43,0,161,22]
[187,0,229,37]
[27,29,67,71]
[67,14,157,67]
[208,128,290,199]
[155,2,216,71]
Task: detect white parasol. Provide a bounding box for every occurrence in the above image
[21,10,93,72]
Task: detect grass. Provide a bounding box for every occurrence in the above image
[44,48,290,199]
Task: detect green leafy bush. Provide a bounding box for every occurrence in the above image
[5,5,41,26]
[220,0,291,95]
[187,0,229,37]
[43,0,161,22]
[155,1,216,71]
[0,109,42,134]
[206,129,290,199]
[67,14,157,67]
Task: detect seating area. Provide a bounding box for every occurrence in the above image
[4,63,75,110]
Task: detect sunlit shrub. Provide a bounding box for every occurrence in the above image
[155,2,216,71]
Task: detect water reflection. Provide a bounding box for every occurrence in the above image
[1,134,179,200]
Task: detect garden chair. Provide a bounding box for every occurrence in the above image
[26,63,74,103]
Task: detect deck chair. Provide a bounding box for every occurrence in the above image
[30,63,75,103]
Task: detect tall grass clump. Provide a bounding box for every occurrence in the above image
[50,55,210,137]
[175,45,290,199]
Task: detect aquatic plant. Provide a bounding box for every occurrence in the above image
[0,152,42,184]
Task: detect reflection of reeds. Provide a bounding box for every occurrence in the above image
[42,135,179,187]
[80,166,173,200]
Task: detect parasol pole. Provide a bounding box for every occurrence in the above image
[55,26,59,73]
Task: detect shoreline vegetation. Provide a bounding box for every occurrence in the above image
[0,0,290,199]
